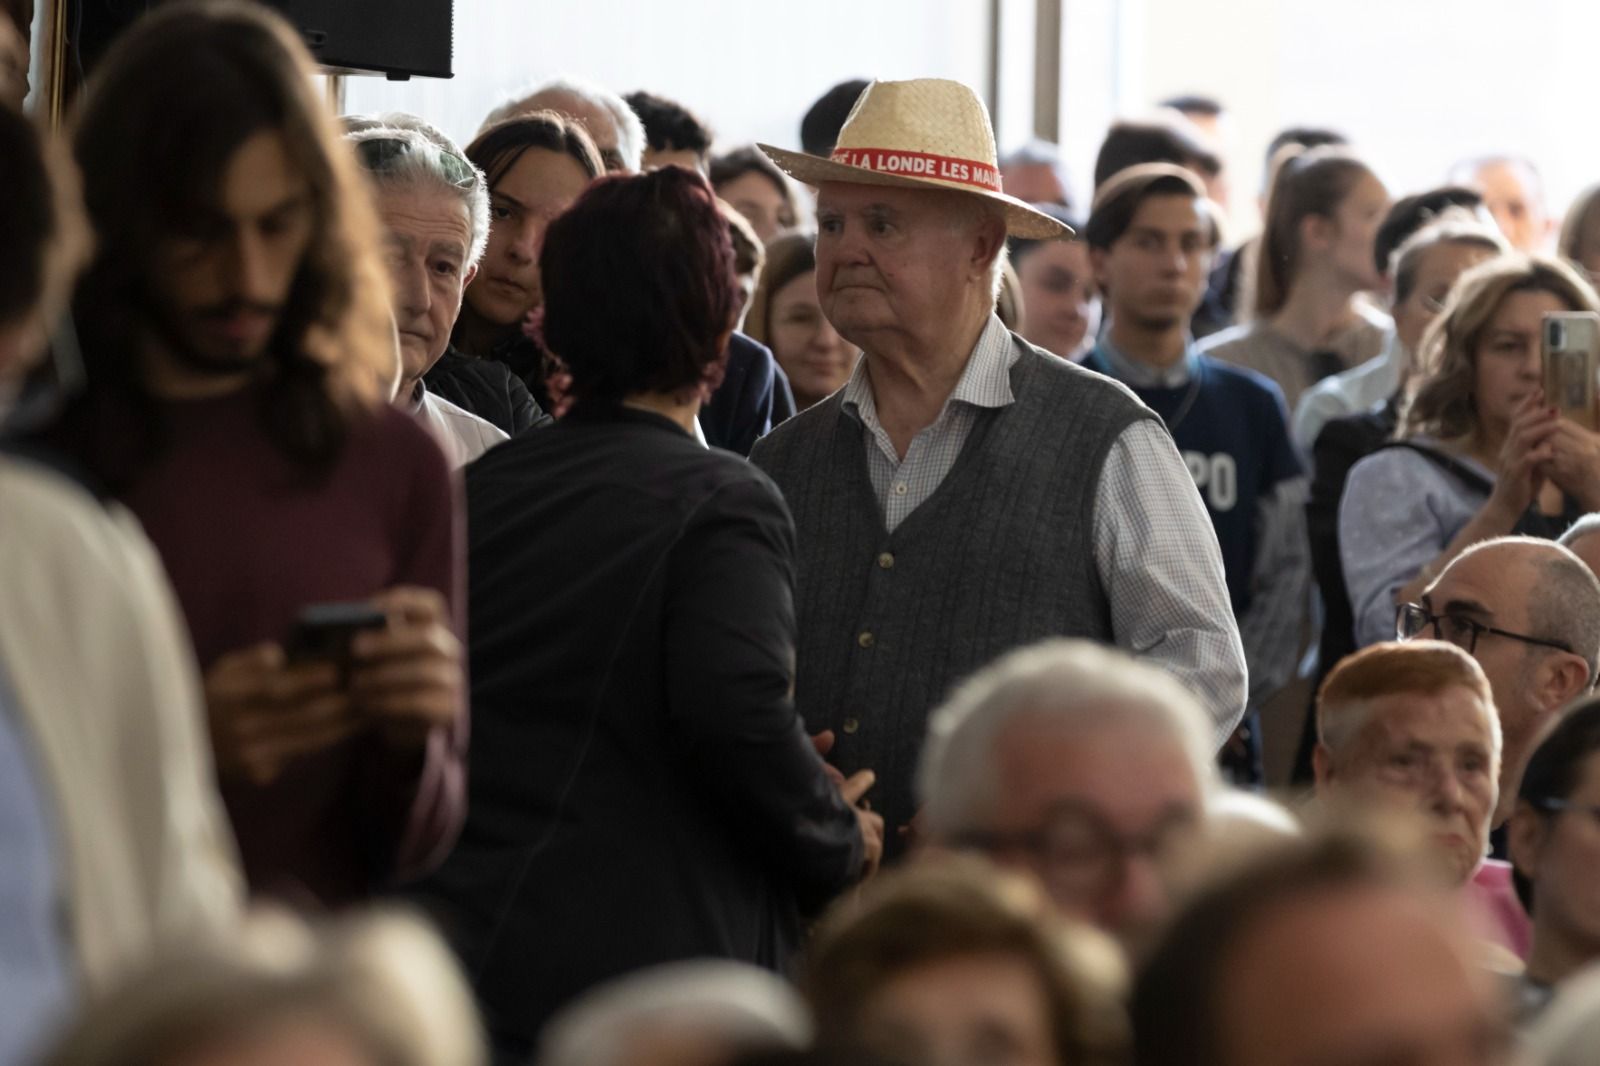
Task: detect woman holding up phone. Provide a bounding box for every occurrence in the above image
[1341,255,1600,648]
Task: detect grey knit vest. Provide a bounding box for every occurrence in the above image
[750,335,1156,842]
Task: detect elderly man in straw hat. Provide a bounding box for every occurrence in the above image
[750,79,1246,852]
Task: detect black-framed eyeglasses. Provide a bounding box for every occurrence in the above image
[1532,797,1600,823]
[951,800,1198,904]
[1396,602,1574,656]
[354,135,479,190]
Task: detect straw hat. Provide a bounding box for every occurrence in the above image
[759,78,1071,240]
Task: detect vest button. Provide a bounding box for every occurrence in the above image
[842,717,860,734]
[857,631,876,649]
[877,552,895,569]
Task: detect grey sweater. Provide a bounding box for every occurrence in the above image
[751,344,1155,841]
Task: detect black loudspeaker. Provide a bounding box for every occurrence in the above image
[268,0,453,80]
[68,0,452,90]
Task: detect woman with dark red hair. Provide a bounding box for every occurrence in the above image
[407,166,881,1061]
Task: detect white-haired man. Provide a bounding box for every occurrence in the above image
[483,77,645,174]
[348,119,509,467]
[537,961,811,1066]
[916,639,1219,956]
[750,79,1246,849]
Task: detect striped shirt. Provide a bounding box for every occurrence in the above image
[841,314,1248,743]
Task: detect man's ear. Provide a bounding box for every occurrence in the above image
[1538,652,1592,711]
[463,263,479,291]
[1312,743,1337,789]
[973,214,1008,282]
[1301,212,1333,253]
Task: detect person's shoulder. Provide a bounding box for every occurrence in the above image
[1346,438,1457,492]
[1017,336,1146,409]
[749,392,846,465]
[1194,322,1256,356]
[0,457,162,594]
[429,392,509,448]
[1198,353,1285,400]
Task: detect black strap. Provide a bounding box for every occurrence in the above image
[1376,440,1582,538]
[1376,441,1494,495]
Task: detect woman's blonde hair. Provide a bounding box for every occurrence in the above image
[1400,253,1600,441]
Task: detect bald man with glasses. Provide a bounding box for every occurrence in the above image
[1396,536,1600,825]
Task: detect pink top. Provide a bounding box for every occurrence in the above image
[1463,858,1531,960]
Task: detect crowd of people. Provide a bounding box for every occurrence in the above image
[9,2,1600,1065]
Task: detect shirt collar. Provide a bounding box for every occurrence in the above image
[1094,331,1199,388]
[842,313,1018,423]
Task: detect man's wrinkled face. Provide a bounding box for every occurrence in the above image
[814,181,994,353]
[375,186,475,392]
[150,128,314,377]
[970,711,1206,954]
[1322,686,1498,884]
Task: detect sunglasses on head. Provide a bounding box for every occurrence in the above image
[355,135,479,190]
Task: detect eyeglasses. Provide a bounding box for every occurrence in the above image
[951,800,1198,905]
[1396,602,1574,656]
[354,135,479,190]
[1532,798,1600,824]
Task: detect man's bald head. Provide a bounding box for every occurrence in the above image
[1420,537,1600,823]
[481,79,644,173]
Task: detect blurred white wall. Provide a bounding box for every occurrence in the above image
[343,0,989,156]
[278,0,1600,248]
[1127,0,1600,242]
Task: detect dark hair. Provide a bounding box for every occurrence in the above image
[1092,118,1221,191]
[1263,126,1348,171]
[1159,94,1223,119]
[1133,831,1420,1066]
[540,167,738,406]
[0,106,57,327]
[1374,186,1485,279]
[63,0,392,488]
[743,230,815,352]
[1389,218,1505,309]
[1006,203,1082,265]
[1512,698,1600,911]
[1251,146,1376,317]
[711,146,793,203]
[623,90,713,158]
[1085,164,1215,252]
[801,79,869,157]
[465,110,603,193]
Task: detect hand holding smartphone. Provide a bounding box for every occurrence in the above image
[284,602,390,679]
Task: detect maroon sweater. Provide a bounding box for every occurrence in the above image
[118,388,466,908]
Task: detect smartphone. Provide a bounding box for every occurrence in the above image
[284,602,388,671]
[1542,312,1600,431]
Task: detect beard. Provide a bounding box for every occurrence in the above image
[144,289,284,378]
